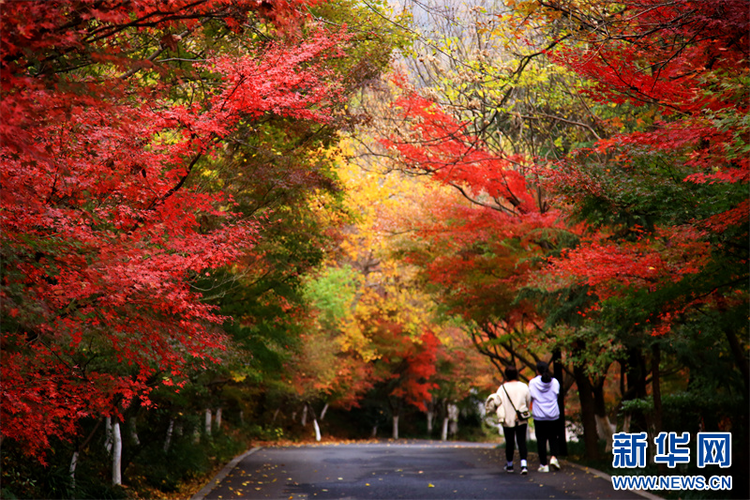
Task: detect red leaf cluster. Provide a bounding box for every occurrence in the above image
[1,0,345,460]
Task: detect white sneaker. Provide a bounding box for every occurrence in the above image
[538,465,549,472]
[550,457,560,470]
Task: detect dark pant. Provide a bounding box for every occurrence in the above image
[535,419,560,466]
[502,424,528,463]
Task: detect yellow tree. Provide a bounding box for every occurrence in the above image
[297,138,497,439]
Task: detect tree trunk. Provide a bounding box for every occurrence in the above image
[593,378,614,452]
[388,398,401,439]
[320,403,329,421]
[70,451,79,491]
[112,420,122,486]
[313,418,322,442]
[70,418,102,493]
[622,413,631,433]
[441,416,449,441]
[205,408,212,436]
[164,418,175,453]
[594,412,614,453]
[129,417,140,445]
[301,404,308,427]
[652,344,666,472]
[652,345,662,436]
[624,348,649,434]
[573,363,600,459]
[104,417,113,453]
[448,403,459,437]
[724,327,750,396]
[304,403,322,441]
[427,408,434,434]
[215,408,222,431]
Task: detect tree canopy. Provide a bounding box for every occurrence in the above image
[2,0,748,498]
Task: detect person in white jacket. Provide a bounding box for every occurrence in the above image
[495,366,531,474]
[529,361,561,472]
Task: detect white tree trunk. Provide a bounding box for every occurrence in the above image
[164,418,175,453]
[129,417,140,445]
[215,408,222,431]
[204,408,212,436]
[320,403,330,421]
[301,404,308,426]
[69,451,79,490]
[392,415,399,440]
[427,409,434,434]
[313,418,322,442]
[112,421,122,486]
[595,414,615,453]
[371,425,378,437]
[240,410,245,424]
[448,404,459,437]
[104,417,113,453]
[441,416,449,441]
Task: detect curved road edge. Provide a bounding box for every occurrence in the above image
[191,447,262,500]
[191,443,664,500]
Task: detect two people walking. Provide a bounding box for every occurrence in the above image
[488,361,562,474]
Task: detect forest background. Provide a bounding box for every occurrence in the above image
[1,0,747,499]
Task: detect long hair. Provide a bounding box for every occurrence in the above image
[536,361,552,383]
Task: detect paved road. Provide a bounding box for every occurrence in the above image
[194,441,650,500]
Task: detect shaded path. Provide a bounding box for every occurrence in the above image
[193,441,653,500]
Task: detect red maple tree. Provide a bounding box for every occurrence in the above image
[1,0,346,461]
[539,0,749,336]
[379,80,570,373]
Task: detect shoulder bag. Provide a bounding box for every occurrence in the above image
[502,384,531,422]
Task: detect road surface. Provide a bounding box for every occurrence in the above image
[194,441,650,500]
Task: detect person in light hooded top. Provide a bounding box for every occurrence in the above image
[529,361,561,472]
